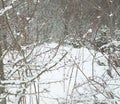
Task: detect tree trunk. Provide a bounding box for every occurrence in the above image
[0,41,6,104]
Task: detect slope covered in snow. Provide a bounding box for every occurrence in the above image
[2,42,120,104]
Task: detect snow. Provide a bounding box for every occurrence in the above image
[0,5,12,16]
[109,13,113,17]
[97,16,101,19]
[87,28,92,33]
[83,29,92,38]
[101,40,120,49]
[1,42,120,104]
[16,12,20,15]
[11,0,17,4]
[110,0,113,3]
[98,6,101,9]
[26,17,30,20]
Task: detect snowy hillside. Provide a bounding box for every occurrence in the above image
[1,42,119,104]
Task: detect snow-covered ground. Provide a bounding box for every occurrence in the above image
[2,42,120,104]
